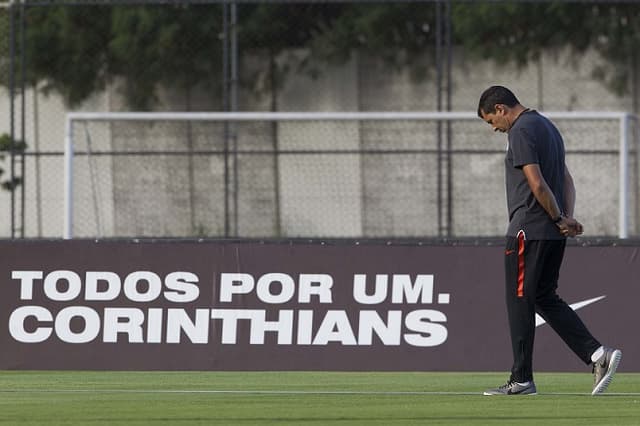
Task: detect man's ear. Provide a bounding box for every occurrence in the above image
[494,104,506,115]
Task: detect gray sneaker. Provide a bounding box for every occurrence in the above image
[484,380,537,395]
[592,347,622,395]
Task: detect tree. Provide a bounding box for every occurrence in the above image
[0,133,26,191]
[452,2,640,102]
[7,2,640,110]
[24,5,112,106]
[0,9,9,88]
[306,4,437,74]
[14,3,438,109]
[108,4,223,109]
[236,4,348,104]
[22,4,223,109]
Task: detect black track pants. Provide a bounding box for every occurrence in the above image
[504,234,601,382]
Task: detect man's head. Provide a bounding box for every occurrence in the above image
[477,86,523,133]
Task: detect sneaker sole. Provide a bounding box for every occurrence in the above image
[591,349,622,395]
[483,391,538,396]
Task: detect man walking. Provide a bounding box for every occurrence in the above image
[477,85,621,396]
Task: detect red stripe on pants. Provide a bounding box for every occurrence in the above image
[517,231,525,298]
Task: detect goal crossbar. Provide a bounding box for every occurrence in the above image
[67,111,632,122]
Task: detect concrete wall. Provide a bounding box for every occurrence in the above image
[0,47,634,238]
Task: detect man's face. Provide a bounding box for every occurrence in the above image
[480,105,510,133]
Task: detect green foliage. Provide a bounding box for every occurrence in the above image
[7,4,440,108]
[25,6,112,106]
[453,2,640,96]
[20,4,223,109]
[585,4,640,96]
[109,4,223,109]
[309,5,436,68]
[0,9,9,87]
[236,5,347,99]
[239,4,344,51]
[0,133,26,192]
[4,2,640,107]
[240,5,437,90]
[453,3,588,65]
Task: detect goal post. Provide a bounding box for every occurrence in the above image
[63,111,638,240]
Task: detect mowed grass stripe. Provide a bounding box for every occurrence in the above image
[1,372,639,425]
[1,370,637,392]
[2,388,640,396]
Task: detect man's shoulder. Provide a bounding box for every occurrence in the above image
[516,110,545,127]
[510,111,552,140]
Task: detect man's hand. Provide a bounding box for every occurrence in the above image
[556,216,583,237]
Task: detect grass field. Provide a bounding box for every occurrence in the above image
[0,371,638,425]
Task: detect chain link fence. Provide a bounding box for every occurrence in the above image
[3,0,640,239]
[0,4,12,237]
[66,113,639,238]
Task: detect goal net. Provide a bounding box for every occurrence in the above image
[64,111,639,239]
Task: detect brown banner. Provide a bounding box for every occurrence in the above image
[0,240,636,372]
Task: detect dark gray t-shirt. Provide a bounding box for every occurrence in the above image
[505,110,566,240]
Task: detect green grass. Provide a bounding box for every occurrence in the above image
[0,371,639,425]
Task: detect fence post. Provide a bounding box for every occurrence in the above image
[8,0,15,238]
[63,116,74,240]
[619,114,630,238]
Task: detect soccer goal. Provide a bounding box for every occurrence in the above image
[63,111,639,239]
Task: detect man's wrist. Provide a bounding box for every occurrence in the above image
[552,214,565,224]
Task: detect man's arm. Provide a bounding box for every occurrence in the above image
[563,165,576,218]
[521,163,562,219]
[521,163,583,236]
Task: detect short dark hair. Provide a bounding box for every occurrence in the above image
[477,86,520,117]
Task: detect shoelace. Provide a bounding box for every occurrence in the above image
[593,356,607,372]
[499,380,516,389]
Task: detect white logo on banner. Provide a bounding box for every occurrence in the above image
[534,295,606,327]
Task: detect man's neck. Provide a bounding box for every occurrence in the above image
[511,104,528,120]
[507,104,529,130]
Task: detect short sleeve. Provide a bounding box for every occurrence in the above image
[509,127,538,168]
